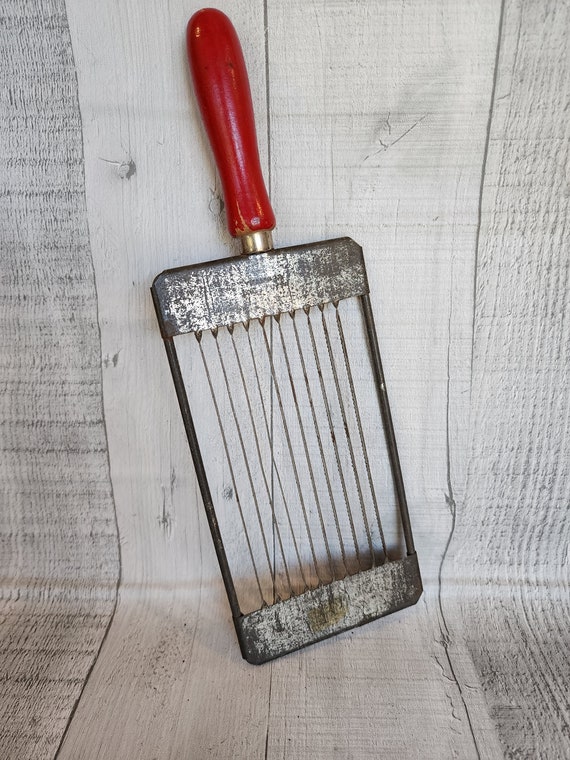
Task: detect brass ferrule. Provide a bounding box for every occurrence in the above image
[240,230,274,255]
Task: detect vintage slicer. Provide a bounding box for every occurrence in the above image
[151,8,422,664]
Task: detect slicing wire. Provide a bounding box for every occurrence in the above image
[193,300,392,604]
[274,315,336,583]
[288,311,347,579]
[258,317,323,584]
[228,324,308,596]
[225,326,292,598]
[196,333,267,606]
[210,330,296,596]
[319,304,375,563]
[305,307,362,568]
[334,302,388,559]
[241,322,312,592]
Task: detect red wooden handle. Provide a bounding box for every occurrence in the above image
[187,9,275,239]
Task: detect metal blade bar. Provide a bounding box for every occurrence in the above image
[360,294,416,555]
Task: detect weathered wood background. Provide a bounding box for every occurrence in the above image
[1,0,568,757]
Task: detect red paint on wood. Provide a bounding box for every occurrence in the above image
[187,9,275,238]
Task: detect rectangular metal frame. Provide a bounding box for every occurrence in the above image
[152,237,422,664]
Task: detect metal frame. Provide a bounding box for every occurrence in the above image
[152,237,422,664]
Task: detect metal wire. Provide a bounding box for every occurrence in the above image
[192,299,391,607]
[196,332,267,606]
[319,303,375,564]
[242,322,311,593]
[259,317,323,584]
[274,314,336,583]
[334,302,388,560]
[228,323,306,598]
[209,331,279,591]
[305,307,362,568]
[289,312,348,578]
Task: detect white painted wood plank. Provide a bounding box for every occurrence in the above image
[445,1,570,757]
[0,1,119,757]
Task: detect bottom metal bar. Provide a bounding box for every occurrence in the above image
[235,553,422,664]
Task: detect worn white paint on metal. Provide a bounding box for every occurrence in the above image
[152,238,367,335]
[1,0,568,757]
[238,555,422,664]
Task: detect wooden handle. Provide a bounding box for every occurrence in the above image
[187,9,275,241]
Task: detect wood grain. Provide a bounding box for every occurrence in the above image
[445,1,570,757]
[0,1,119,758]
[3,0,567,756]
[59,0,505,758]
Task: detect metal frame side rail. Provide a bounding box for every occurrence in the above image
[152,287,241,620]
[360,293,417,557]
